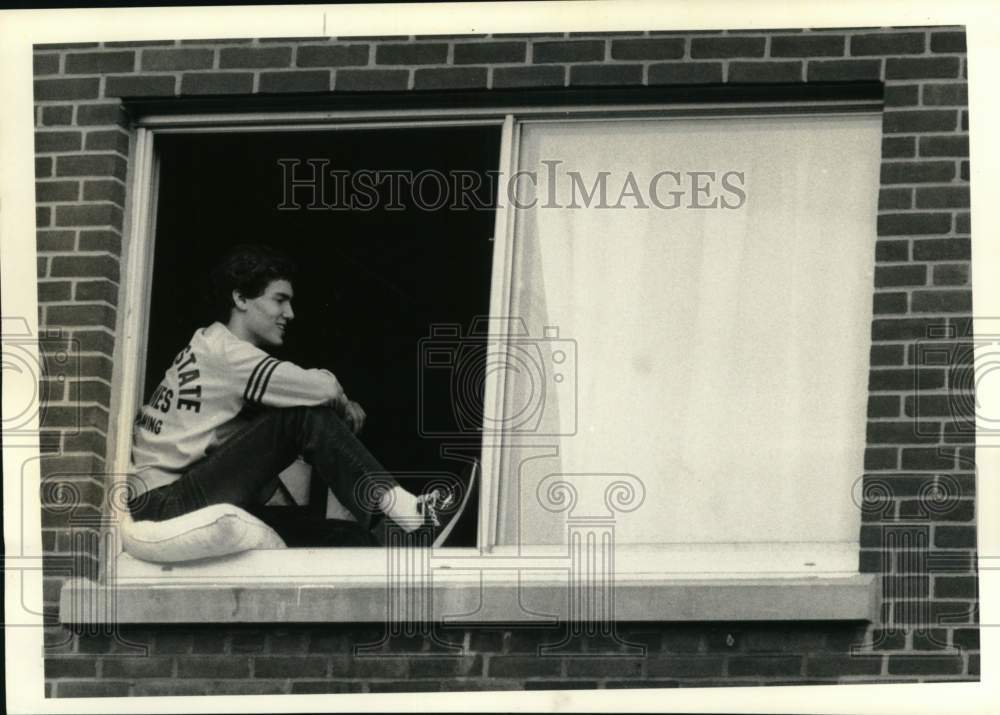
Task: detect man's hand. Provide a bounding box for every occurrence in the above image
[343,400,367,434]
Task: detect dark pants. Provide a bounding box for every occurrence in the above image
[127,406,396,546]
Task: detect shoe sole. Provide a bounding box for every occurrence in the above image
[432,461,479,548]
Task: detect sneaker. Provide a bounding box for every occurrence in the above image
[417,460,479,548]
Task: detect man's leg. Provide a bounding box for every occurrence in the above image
[142,406,395,532]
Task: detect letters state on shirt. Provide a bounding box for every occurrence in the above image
[172,343,203,413]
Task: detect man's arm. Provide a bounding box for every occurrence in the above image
[223,338,348,411]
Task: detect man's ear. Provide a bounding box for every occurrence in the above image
[231,289,249,312]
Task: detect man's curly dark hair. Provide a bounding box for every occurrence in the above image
[209,244,298,323]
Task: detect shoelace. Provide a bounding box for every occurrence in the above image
[418,489,455,528]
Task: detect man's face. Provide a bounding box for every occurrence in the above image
[240,279,294,348]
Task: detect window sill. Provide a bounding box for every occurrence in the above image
[60,554,878,624]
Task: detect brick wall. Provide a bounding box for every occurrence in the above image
[33,27,976,696]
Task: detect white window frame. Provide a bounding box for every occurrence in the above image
[70,100,884,624]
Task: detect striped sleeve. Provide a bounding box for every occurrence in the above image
[223,336,344,409]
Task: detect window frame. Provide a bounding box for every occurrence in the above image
[82,99,883,624]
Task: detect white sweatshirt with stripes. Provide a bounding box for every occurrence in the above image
[130,321,343,495]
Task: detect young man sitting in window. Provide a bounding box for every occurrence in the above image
[127,244,476,547]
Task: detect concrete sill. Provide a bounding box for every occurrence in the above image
[60,573,878,624]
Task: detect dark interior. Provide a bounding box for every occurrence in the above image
[145,125,501,545]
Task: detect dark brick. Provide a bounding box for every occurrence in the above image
[866,420,940,444]
[770,34,844,57]
[414,67,488,90]
[83,179,126,205]
[334,69,408,91]
[259,70,331,93]
[220,46,292,69]
[368,681,441,693]
[691,36,765,58]
[35,130,82,153]
[611,38,684,60]
[493,65,565,88]
[923,84,968,106]
[98,74,175,107]
[532,40,605,63]
[230,630,266,653]
[56,681,131,697]
[46,655,98,678]
[805,655,883,677]
[874,265,926,287]
[905,394,972,417]
[69,380,112,403]
[74,279,119,304]
[727,655,802,677]
[888,655,964,675]
[569,64,642,86]
[881,161,956,184]
[290,681,365,694]
[84,130,129,154]
[180,72,254,95]
[954,212,970,233]
[104,40,178,47]
[868,368,944,392]
[34,78,101,101]
[65,51,135,74]
[913,238,970,261]
[177,656,251,678]
[38,281,72,302]
[875,239,909,262]
[76,102,129,127]
[101,656,173,677]
[960,160,969,180]
[253,656,327,678]
[566,657,643,678]
[37,229,76,251]
[901,447,957,470]
[454,41,526,64]
[911,630,952,650]
[807,59,881,81]
[851,32,925,56]
[873,292,907,314]
[376,43,448,65]
[37,205,51,227]
[931,31,966,53]
[953,628,979,650]
[878,188,912,210]
[647,62,722,85]
[46,304,115,330]
[919,135,969,157]
[53,203,122,229]
[868,395,900,418]
[886,57,961,80]
[36,156,52,178]
[934,576,977,599]
[870,344,905,366]
[884,109,958,134]
[41,105,73,126]
[78,229,121,254]
[935,525,976,548]
[36,180,80,202]
[296,44,370,67]
[877,213,951,236]
[487,655,561,678]
[932,264,969,286]
[34,53,60,75]
[911,289,971,313]
[728,61,802,82]
[409,655,483,678]
[141,48,214,71]
[884,84,920,107]
[348,657,408,678]
[56,154,127,181]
